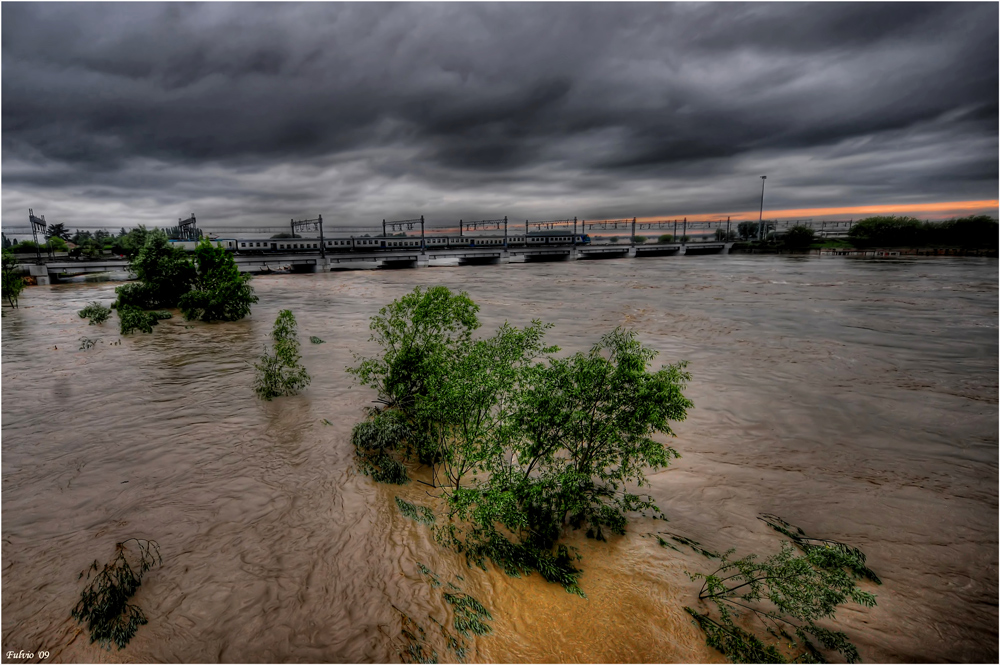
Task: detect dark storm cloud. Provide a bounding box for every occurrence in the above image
[2,2,997,229]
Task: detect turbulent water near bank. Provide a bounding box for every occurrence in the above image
[2,255,997,663]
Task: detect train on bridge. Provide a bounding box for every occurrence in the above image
[169,231,591,254]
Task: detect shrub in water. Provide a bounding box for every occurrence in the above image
[253,309,310,400]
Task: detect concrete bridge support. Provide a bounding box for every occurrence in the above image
[28,264,51,285]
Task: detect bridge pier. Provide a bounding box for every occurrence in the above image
[28,264,51,285]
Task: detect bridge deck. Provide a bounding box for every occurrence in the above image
[35,242,733,280]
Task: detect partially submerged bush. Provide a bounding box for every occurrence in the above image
[2,249,25,308]
[353,409,415,484]
[78,301,112,325]
[396,564,494,663]
[685,515,880,664]
[72,539,161,650]
[117,304,161,335]
[253,309,310,399]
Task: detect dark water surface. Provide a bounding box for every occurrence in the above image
[2,255,997,663]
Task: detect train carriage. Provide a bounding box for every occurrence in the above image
[176,231,590,255]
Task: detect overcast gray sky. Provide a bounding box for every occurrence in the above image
[3,2,997,232]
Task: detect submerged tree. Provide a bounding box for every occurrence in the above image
[253,309,310,399]
[114,229,195,312]
[72,539,161,650]
[1,249,25,308]
[113,230,195,334]
[179,238,258,322]
[349,287,692,595]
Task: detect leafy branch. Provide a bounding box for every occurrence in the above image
[685,517,879,664]
[71,539,162,650]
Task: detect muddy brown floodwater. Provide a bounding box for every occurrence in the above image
[2,255,997,664]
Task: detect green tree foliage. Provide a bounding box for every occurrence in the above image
[114,230,195,312]
[847,216,922,247]
[354,409,415,484]
[609,236,620,243]
[253,309,311,400]
[658,234,673,243]
[81,239,102,259]
[634,235,647,244]
[45,222,72,241]
[71,229,93,245]
[348,286,481,411]
[117,304,161,335]
[350,288,692,595]
[737,222,758,240]
[2,249,26,308]
[179,238,257,322]
[11,240,41,254]
[930,215,999,248]
[715,229,738,241]
[46,236,69,253]
[112,226,150,259]
[396,564,493,663]
[685,515,880,664]
[782,225,816,249]
[72,539,161,650]
[78,301,112,325]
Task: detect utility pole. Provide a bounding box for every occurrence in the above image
[28,209,46,264]
[421,215,425,252]
[631,217,636,246]
[318,214,325,258]
[504,216,508,248]
[682,218,687,243]
[382,219,386,238]
[758,175,767,240]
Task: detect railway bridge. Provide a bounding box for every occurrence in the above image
[26,241,732,284]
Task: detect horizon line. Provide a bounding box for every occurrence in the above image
[636,199,999,224]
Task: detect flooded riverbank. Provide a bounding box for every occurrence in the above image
[2,255,996,663]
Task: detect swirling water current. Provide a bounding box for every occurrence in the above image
[1,255,997,663]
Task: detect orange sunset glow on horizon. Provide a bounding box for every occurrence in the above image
[635,199,999,224]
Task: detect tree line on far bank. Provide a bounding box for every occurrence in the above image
[733,215,998,250]
[3,224,200,259]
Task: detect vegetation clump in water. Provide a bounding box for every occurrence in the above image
[350,286,691,595]
[78,301,112,325]
[2,249,25,308]
[395,563,493,663]
[683,515,880,664]
[71,539,161,650]
[113,231,255,334]
[179,238,258,322]
[253,309,310,400]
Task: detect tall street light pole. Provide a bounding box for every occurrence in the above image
[758,175,767,240]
